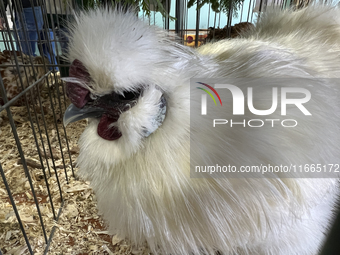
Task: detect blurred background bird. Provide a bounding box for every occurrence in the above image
[63,5,340,255]
[0,50,47,106]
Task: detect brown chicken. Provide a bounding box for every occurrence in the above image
[0,50,47,106]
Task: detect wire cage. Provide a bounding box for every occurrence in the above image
[142,0,287,46]
[0,0,339,254]
[0,1,78,254]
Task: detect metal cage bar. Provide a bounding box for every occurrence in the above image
[0,0,75,253]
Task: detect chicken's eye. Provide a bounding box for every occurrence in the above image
[119,91,140,101]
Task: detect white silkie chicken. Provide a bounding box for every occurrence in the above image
[63,5,340,255]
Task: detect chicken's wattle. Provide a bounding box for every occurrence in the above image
[97,114,122,140]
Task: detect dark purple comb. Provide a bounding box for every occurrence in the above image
[66,59,91,108]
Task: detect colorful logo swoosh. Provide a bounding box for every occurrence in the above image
[196,82,223,106]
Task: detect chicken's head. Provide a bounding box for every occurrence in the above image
[63,8,193,166]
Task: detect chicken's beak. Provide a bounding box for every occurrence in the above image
[63,103,105,127]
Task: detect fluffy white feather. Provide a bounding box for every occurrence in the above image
[66,5,340,255]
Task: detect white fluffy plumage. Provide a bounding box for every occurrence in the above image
[66,5,340,255]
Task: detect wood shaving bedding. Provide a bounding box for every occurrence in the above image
[0,80,151,255]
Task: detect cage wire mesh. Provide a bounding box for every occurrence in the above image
[0,0,77,254]
[0,0,338,254]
